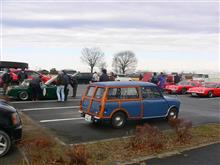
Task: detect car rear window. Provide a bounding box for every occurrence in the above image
[107,87,139,100]
[94,88,105,99]
[86,86,96,97]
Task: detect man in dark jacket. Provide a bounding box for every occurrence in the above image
[29,76,42,101]
[63,71,69,101]
[151,72,158,84]
[99,69,109,82]
[2,69,12,95]
[174,73,181,84]
[69,75,78,97]
[17,68,28,84]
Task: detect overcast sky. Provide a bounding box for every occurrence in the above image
[1,0,219,73]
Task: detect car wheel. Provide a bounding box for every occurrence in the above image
[0,130,11,157]
[181,88,187,94]
[167,108,178,121]
[208,91,213,98]
[111,112,127,129]
[18,91,29,101]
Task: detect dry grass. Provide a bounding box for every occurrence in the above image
[16,114,220,165]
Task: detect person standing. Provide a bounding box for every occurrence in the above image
[29,75,42,101]
[151,72,158,84]
[2,69,12,95]
[99,69,109,82]
[109,72,115,81]
[56,71,65,102]
[139,74,143,81]
[63,71,69,101]
[69,75,78,97]
[174,73,181,84]
[158,72,166,91]
[17,68,28,85]
[91,72,99,82]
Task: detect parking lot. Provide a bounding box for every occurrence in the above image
[10,84,220,145]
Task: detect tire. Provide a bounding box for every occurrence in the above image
[167,108,178,121]
[181,88,187,94]
[111,112,127,129]
[208,91,213,98]
[18,91,29,101]
[0,130,11,157]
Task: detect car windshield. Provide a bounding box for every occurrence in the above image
[177,81,190,85]
[21,80,31,86]
[203,83,217,88]
[118,75,126,77]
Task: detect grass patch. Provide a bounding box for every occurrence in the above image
[16,114,220,165]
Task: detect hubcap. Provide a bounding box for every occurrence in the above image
[170,111,177,119]
[0,135,7,155]
[115,116,123,126]
[20,92,28,100]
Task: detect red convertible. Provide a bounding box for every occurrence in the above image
[187,82,220,97]
[0,69,51,87]
[165,80,203,94]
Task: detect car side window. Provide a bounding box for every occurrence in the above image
[141,87,163,99]
[86,86,95,97]
[94,88,105,99]
[107,87,139,100]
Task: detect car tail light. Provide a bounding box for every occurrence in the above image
[11,112,21,126]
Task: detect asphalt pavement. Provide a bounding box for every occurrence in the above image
[145,143,220,165]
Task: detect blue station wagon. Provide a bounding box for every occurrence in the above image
[79,81,181,128]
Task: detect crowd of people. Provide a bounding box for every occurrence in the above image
[91,69,116,83]
[1,68,183,101]
[1,69,78,102]
[149,72,182,90]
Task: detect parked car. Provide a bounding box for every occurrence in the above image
[0,69,51,87]
[79,81,181,128]
[165,80,203,94]
[6,76,62,101]
[187,82,220,97]
[0,100,22,157]
[115,74,133,81]
[75,72,93,84]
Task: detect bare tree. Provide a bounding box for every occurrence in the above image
[81,47,104,73]
[112,51,137,74]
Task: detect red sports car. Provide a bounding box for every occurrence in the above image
[0,69,51,87]
[187,82,220,97]
[165,80,203,94]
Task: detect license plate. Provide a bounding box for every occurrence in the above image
[85,114,92,122]
[192,93,197,96]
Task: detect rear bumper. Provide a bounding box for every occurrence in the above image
[79,111,110,123]
[11,125,22,143]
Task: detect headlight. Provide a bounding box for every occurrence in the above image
[11,112,21,126]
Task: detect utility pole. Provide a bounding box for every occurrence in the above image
[0,0,3,61]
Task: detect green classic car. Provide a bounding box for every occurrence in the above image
[6,76,59,101]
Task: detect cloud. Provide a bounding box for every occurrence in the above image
[2,1,219,72]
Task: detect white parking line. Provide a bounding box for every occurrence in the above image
[21,106,80,112]
[40,117,83,123]
[11,98,81,104]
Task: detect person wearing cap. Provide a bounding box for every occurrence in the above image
[99,69,110,82]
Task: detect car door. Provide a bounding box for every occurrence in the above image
[141,86,169,118]
[214,84,220,96]
[120,87,142,118]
